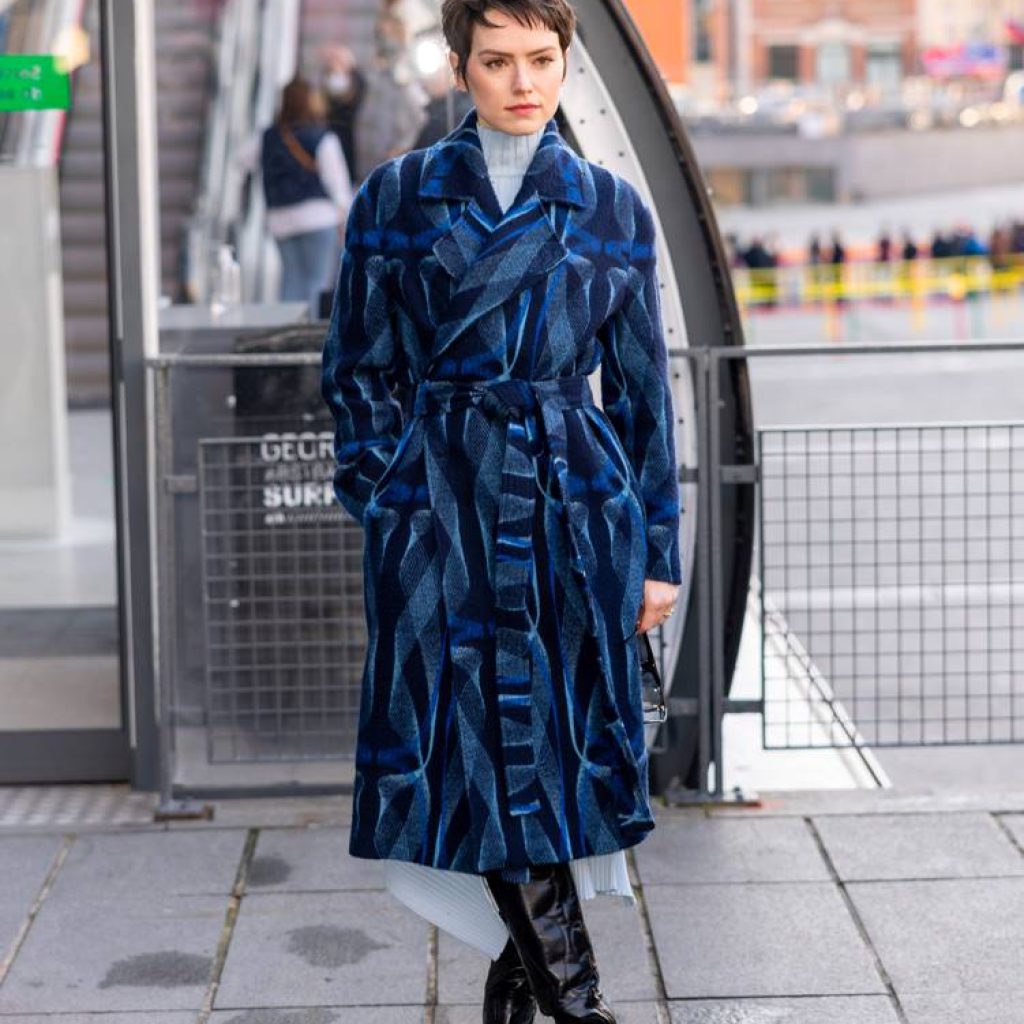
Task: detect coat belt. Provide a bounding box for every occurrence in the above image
[411,375,598,820]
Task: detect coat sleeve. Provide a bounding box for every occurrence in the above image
[320,174,404,525]
[597,196,683,586]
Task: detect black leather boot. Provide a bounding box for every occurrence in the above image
[485,864,616,1024]
[483,937,537,1023]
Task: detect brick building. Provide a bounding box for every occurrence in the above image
[624,0,918,102]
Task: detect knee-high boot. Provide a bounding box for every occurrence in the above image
[482,937,537,1024]
[484,863,616,1024]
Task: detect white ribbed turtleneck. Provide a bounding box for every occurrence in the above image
[476,119,545,213]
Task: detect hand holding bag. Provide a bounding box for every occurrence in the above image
[637,630,668,724]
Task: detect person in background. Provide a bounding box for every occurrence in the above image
[238,77,353,317]
[413,59,474,149]
[930,229,951,261]
[829,230,846,306]
[876,227,892,263]
[808,232,823,304]
[319,43,366,188]
[353,8,428,181]
[874,225,893,301]
[901,230,918,263]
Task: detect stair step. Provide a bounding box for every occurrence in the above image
[61,211,107,246]
[63,114,206,151]
[60,0,218,402]
[62,246,109,280]
[59,179,106,211]
[63,279,109,315]
[64,313,111,353]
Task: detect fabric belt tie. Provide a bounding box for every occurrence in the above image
[412,375,597,821]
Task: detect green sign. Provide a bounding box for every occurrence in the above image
[0,56,71,113]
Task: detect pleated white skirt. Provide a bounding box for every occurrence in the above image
[382,851,635,960]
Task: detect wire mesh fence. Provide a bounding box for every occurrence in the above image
[759,422,1024,748]
[198,435,365,762]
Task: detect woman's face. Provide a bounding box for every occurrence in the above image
[449,9,565,135]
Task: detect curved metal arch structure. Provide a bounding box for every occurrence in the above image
[554,0,756,793]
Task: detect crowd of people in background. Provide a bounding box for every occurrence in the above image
[726,220,1024,273]
[723,220,1024,308]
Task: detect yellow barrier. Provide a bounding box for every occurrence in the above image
[733,255,1024,308]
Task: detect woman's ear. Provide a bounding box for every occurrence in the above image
[448,51,466,92]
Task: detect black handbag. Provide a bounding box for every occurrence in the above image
[637,630,668,724]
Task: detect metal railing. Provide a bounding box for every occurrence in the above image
[760,420,1024,749]
[676,338,1024,805]
[147,337,1024,811]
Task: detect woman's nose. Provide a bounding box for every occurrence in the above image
[513,64,533,91]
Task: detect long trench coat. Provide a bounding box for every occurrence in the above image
[321,106,683,877]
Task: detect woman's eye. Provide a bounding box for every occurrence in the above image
[484,59,504,69]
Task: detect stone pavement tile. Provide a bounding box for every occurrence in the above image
[901,991,1024,1024]
[209,1009,424,1023]
[847,878,1024,996]
[634,816,831,885]
[0,834,63,949]
[437,895,657,1006]
[812,812,1024,881]
[701,788,1024,817]
[10,1015,195,1023]
[1000,813,1024,848]
[668,995,901,1022]
[0,894,225,1014]
[48,829,248,899]
[166,796,353,831]
[215,891,428,1009]
[437,1002,662,1023]
[0,833,64,898]
[246,828,384,893]
[646,882,883,999]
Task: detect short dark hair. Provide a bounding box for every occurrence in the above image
[441,0,577,86]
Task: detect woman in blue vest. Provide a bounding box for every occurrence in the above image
[261,77,353,316]
[321,1,682,1020]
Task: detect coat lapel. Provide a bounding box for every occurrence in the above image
[418,107,587,366]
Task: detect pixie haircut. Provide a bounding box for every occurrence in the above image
[441,0,577,85]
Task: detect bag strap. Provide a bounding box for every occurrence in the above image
[278,123,319,175]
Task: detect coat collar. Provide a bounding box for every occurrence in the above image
[417,106,586,214]
[418,107,587,374]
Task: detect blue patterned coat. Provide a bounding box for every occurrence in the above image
[321,107,683,877]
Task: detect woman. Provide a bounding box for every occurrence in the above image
[259,76,353,316]
[321,2,682,1020]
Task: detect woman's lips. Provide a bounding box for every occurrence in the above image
[508,105,539,112]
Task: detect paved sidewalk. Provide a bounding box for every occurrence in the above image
[1,784,1024,1023]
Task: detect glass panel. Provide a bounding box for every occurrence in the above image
[768,45,799,81]
[816,41,850,86]
[0,0,122,752]
[866,42,902,93]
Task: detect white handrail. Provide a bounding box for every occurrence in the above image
[184,0,299,305]
[238,0,299,302]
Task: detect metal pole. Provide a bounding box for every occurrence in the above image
[155,364,175,812]
[665,349,714,802]
[709,350,724,797]
[99,0,161,789]
[153,360,213,822]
